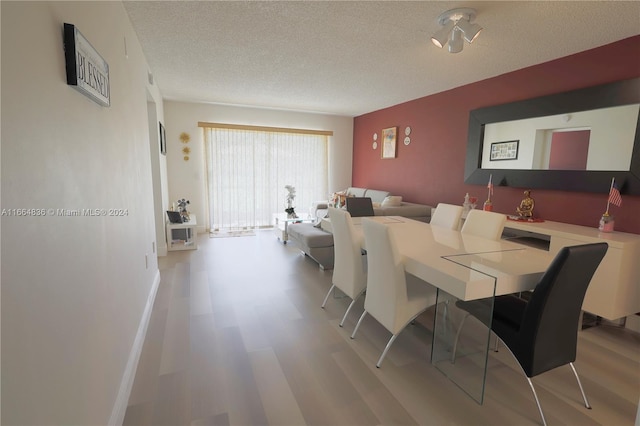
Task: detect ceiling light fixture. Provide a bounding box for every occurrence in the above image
[431,8,482,53]
[448,28,463,54]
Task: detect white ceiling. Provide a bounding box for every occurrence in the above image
[123,1,640,117]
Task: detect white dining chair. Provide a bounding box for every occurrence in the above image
[430,203,464,230]
[461,209,507,241]
[321,208,367,328]
[351,218,438,368]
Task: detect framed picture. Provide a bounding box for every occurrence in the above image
[159,122,167,155]
[381,127,397,159]
[490,140,519,161]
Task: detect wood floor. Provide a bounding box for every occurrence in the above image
[124,230,640,426]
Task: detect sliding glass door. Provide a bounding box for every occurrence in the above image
[203,125,328,232]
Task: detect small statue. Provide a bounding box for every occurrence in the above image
[516,190,535,218]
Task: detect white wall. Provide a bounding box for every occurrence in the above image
[164,101,354,232]
[147,95,170,256]
[1,2,165,424]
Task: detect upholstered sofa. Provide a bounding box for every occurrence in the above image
[286,223,334,269]
[311,187,433,223]
[290,187,433,269]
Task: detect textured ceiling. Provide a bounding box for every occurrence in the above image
[123,1,640,117]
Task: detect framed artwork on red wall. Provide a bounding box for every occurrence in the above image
[381,127,397,159]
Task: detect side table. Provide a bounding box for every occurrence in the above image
[167,214,198,251]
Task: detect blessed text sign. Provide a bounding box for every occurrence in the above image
[63,23,110,107]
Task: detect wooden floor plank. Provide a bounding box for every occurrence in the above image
[125,306,168,406]
[331,348,418,425]
[158,296,190,375]
[249,348,307,425]
[190,270,213,316]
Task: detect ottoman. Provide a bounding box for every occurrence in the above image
[287,223,334,269]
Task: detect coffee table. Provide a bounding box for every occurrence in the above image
[273,213,314,243]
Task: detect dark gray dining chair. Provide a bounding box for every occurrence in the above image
[453,242,608,426]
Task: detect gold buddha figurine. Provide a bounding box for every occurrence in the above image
[516,190,535,218]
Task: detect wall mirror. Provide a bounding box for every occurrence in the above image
[464,78,640,195]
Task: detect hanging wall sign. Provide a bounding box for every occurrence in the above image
[63,23,110,106]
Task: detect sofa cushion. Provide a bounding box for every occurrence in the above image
[374,202,431,218]
[330,191,347,208]
[364,189,391,203]
[287,223,334,248]
[346,187,367,198]
[381,195,403,207]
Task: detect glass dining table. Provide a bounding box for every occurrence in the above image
[350,216,555,404]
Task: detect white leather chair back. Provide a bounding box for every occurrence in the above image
[430,203,464,230]
[461,209,506,241]
[328,208,367,299]
[361,218,408,334]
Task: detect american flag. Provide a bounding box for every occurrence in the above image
[608,182,622,207]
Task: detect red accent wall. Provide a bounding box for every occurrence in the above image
[353,36,640,234]
[548,130,590,170]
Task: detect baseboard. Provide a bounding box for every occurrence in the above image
[108,269,161,425]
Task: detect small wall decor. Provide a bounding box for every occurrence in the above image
[179,131,190,160]
[404,126,412,145]
[179,132,191,143]
[381,127,398,159]
[63,23,110,106]
[159,122,166,155]
[490,140,519,161]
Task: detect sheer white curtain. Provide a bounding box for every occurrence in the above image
[203,126,328,232]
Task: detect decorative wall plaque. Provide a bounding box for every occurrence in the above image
[63,23,110,106]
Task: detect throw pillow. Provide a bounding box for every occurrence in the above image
[381,195,402,207]
[330,190,348,208]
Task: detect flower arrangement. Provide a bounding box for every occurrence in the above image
[176,198,190,221]
[284,185,297,218]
